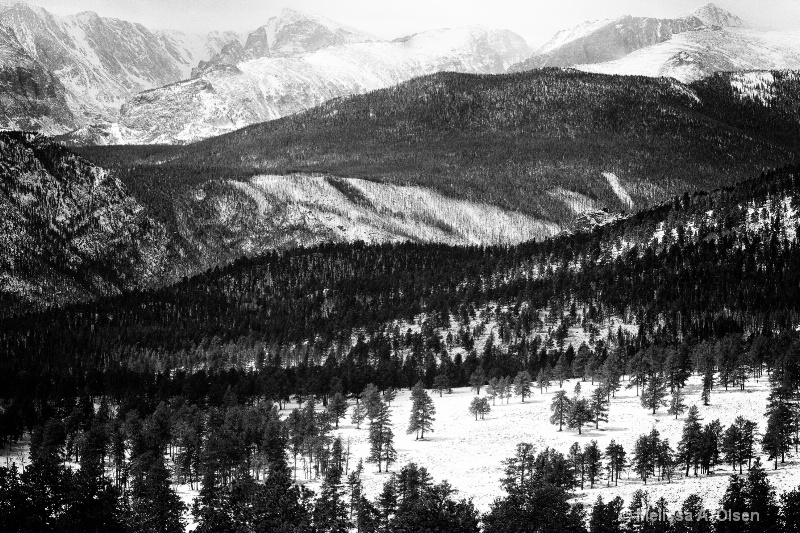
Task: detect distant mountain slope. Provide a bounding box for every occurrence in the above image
[510,15,705,70]
[0,25,74,133]
[1,132,553,313]
[83,69,798,228]
[576,27,800,83]
[0,2,238,131]
[91,19,531,144]
[510,4,800,84]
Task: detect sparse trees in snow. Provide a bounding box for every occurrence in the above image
[469,397,490,420]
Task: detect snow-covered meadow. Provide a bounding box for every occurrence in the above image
[300,374,799,514]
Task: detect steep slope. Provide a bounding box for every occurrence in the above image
[85,69,798,228]
[0,25,74,133]
[2,132,557,313]
[0,2,238,130]
[4,163,799,373]
[510,15,705,70]
[509,4,799,84]
[0,131,172,312]
[194,7,376,75]
[102,21,530,144]
[577,27,800,83]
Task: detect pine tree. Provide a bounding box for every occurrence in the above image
[382,387,398,406]
[667,386,687,420]
[368,401,392,473]
[763,392,793,470]
[500,442,536,492]
[550,390,571,432]
[701,370,714,406]
[583,440,602,489]
[568,397,593,435]
[640,373,668,415]
[513,371,532,402]
[486,378,499,405]
[536,368,551,394]
[589,386,609,429]
[432,374,450,397]
[351,401,367,430]
[469,368,486,395]
[327,392,348,429]
[407,381,435,440]
[677,405,703,477]
[498,376,511,404]
[314,445,349,533]
[604,440,626,487]
[554,352,570,387]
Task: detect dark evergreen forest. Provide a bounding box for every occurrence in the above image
[2,159,800,531]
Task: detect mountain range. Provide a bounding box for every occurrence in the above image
[0,2,797,145]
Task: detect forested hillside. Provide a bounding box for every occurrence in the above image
[79,69,800,230]
[2,162,800,533]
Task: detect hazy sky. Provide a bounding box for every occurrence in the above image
[18,0,800,47]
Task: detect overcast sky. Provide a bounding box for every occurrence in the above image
[17,0,800,47]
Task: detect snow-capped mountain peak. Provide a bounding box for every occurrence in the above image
[685,3,746,28]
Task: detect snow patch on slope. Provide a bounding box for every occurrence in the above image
[603,172,634,209]
[577,28,800,83]
[233,175,559,246]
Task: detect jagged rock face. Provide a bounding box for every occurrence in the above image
[0,131,172,312]
[0,26,74,133]
[109,25,530,144]
[0,3,238,130]
[691,3,745,28]
[244,26,271,59]
[191,40,247,78]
